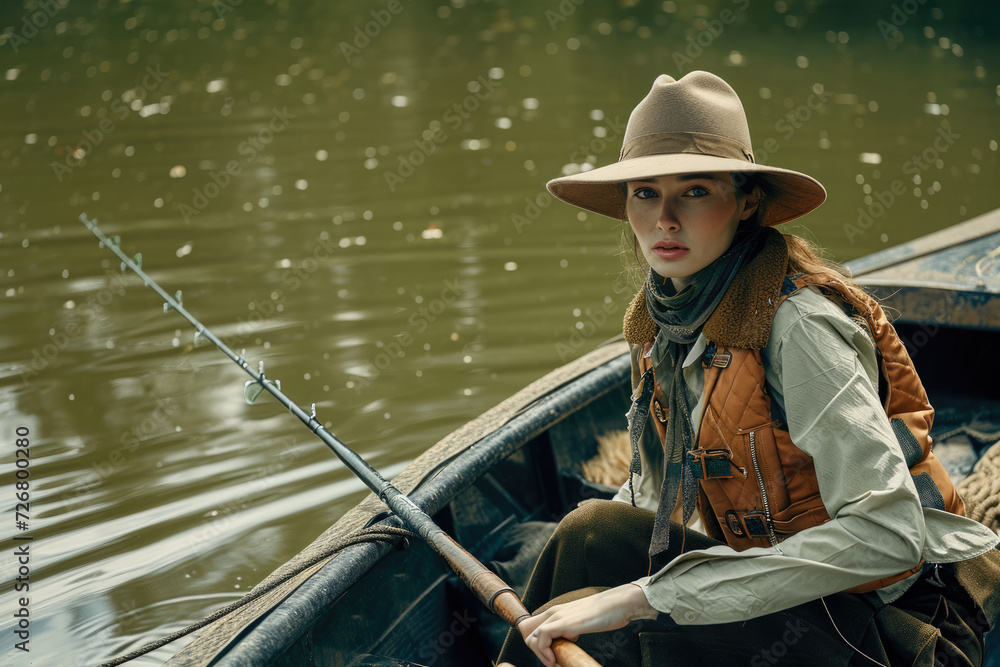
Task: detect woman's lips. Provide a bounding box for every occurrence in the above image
[652,243,689,260]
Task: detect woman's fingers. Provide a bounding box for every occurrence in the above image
[518,602,604,667]
[516,584,659,666]
[518,612,557,667]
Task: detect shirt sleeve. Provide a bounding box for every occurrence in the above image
[635,288,928,624]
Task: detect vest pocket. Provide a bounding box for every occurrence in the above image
[770,496,830,534]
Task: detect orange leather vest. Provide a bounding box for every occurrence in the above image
[637,275,964,593]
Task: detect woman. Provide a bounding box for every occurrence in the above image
[497,72,1000,667]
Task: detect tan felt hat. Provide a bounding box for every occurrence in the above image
[546,71,826,226]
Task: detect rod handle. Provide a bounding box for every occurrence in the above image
[552,638,601,667]
[493,591,600,667]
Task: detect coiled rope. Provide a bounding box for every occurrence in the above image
[934,425,1000,446]
[957,440,1000,533]
[97,525,417,667]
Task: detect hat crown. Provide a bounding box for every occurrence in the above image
[544,71,827,226]
[624,71,752,150]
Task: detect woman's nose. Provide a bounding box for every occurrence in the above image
[656,201,680,231]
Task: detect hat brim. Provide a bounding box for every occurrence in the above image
[546,154,826,226]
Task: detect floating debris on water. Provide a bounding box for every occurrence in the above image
[460,138,489,150]
[421,224,443,240]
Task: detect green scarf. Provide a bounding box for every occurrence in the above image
[642,229,764,568]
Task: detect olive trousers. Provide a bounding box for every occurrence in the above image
[497,500,1000,667]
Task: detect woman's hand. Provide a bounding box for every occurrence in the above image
[516,583,659,667]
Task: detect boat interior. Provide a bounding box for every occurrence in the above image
[272,285,1000,666]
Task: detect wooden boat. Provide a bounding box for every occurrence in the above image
[165,208,1000,667]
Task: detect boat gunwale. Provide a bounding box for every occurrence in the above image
[845,206,1000,277]
[168,342,632,666]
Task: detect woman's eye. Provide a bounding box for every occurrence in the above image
[632,187,656,199]
[685,185,710,197]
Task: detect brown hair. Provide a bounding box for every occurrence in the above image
[617,173,874,317]
[734,173,875,317]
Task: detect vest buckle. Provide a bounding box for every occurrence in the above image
[686,448,733,480]
[702,344,732,369]
[742,510,772,537]
[711,351,732,368]
[725,510,745,537]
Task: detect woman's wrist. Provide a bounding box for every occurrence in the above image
[625,582,660,620]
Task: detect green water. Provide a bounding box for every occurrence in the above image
[1,0,998,663]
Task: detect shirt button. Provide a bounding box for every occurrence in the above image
[683,611,698,622]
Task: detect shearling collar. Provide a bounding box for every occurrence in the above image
[623,228,789,350]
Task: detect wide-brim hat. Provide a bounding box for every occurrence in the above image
[546,71,826,226]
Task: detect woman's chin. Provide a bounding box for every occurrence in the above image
[649,260,695,283]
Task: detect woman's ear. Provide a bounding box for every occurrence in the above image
[739,187,762,221]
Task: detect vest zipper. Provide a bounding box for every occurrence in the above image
[748,430,778,547]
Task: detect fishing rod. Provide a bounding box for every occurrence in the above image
[79,214,597,667]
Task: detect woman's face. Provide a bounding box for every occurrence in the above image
[625,173,757,290]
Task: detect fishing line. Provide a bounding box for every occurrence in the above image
[820,598,889,667]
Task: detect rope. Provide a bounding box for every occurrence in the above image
[957,440,1000,533]
[97,525,417,667]
[934,425,1000,446]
